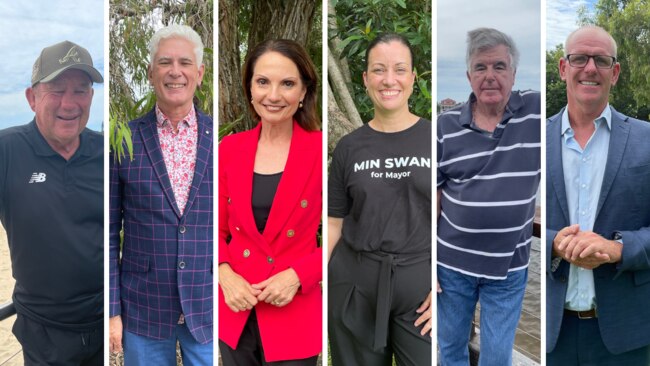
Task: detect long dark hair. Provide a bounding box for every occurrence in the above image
[242,39,320,131]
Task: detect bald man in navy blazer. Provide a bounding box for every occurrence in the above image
[546,25,650,365]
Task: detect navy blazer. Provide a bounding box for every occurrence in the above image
[109,107,213,344]
[546,107,650,354]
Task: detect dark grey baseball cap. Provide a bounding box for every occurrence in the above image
[31,40,103,86]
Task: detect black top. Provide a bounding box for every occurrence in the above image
[0,120,103,330]
[329,118,432,254]
[252,171,282,233]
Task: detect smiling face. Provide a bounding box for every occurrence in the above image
[148,37,204,115]
[467,44,515,109]
[250,51,306,126]
[560,27,619,114]
[363,41,415,115]
[26,69,93,152]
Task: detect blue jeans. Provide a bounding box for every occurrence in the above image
[437,266,527,366]
[123,324,213,366]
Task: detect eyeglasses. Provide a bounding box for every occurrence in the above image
[566,54,617,69]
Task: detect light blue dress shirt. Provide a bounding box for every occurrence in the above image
[561,105,611,311]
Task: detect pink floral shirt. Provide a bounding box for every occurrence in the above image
[155,105,197,215]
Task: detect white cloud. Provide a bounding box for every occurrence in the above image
[546,0,590,50]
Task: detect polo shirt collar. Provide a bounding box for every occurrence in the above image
[561,104,612,137]
[28,119,93,158]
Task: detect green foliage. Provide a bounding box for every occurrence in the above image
[109,0,214,161]
[545,44,567,117]
[331,0,432,122]
[550,0,650,120]
[595,0,650,120]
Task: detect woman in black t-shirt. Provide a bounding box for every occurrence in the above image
[328,33,432,365]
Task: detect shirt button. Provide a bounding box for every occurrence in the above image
[235,226,240,231]
[228,197,231,204]
[267,256,274,264]
[300,199,308,208]
[581,211,586,216]
[581,184,586,189]
[243,249,250,258]
[179,225,186,234]
[287,229,295,237]
[178,261,186,269]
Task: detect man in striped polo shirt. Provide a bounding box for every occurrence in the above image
[437,28,541,365]
[546,25,650,365]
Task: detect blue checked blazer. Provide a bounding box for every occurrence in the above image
[109,107,213,344]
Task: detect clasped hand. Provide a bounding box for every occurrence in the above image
[553,224,622,269]
[219,263,300,312]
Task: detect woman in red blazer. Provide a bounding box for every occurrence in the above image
[218,39,322,365]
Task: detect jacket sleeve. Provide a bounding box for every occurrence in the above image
[291,244,322,295]
[108,150,123,317]
[218,137,232,265]
[617,227,650,272]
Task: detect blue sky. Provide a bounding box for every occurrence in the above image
[0,0,104,131]
[547,0,597,50]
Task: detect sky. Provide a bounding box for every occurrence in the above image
[437,0,542,104]
[547,0,597,50]
[437,0,598,105]
[0,0,104,131]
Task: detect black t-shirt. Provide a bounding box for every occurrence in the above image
[251,171,282,233]
[0,120,103,330]
[329,118,432,254]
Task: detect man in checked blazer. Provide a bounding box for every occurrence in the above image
[546,25,650,365]
[109,24,213,365]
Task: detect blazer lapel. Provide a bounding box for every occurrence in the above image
[263,121,317,244]
[595,108,629,219]
[231,124,273,254]
[548,110,570,224]
[140,109,181,217]
[184,110,213,217]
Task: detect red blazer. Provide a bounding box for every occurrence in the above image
[218,121,322,362]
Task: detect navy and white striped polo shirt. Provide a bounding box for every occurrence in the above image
[437,91,541,279]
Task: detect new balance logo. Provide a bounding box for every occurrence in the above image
[28,173,46,183]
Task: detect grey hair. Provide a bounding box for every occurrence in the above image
[148,24,204,65]
[564,25,617,58]
[466,27,519,71]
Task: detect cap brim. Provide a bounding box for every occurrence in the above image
[37,64,104,85]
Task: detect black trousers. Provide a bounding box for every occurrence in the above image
[219,309,319,366]
[328,243,432,366]
[547,315,650,365]
[12,313,102,366]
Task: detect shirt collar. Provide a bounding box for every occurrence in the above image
[561,104,612,136]
[155,104,197,129]
[28,119,92,158]
[459,91,523,128]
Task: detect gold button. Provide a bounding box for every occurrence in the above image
[267,256,274,264]
[300,199,308,208]
[287,229,295,237]
[243,249,250,258]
